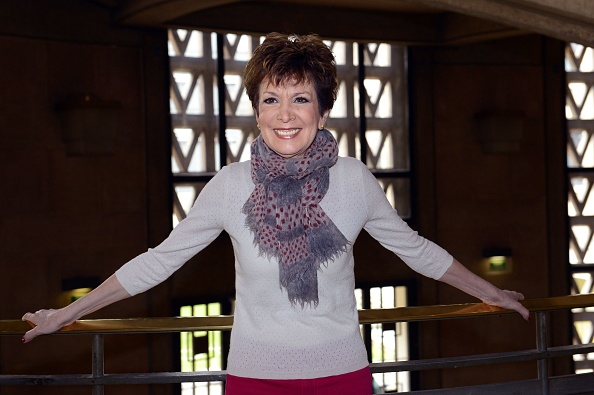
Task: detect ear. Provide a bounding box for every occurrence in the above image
[319,110,330,129]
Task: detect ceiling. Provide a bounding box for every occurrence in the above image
[90,0,594,46]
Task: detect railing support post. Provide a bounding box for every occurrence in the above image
[536,312,549,395]
[92,334,105,395]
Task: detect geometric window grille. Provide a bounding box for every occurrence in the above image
[565,42,594,374]
[356,285,411,393]
[179,302,226,395]
[168,29,411,225]
[327,40,411,217]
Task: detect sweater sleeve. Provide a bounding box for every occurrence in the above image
[359,162,453,279]
[115,165,231,295]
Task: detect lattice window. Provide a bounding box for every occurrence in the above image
[169,30,411,224]
[566,42,594,374]
[356,285,411,393]
[179,302,225,395]
[169,31,218,174]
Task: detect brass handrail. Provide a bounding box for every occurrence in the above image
[2,293,594,394]
[2,293,593,335]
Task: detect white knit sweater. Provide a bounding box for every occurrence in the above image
[115,156,453,379]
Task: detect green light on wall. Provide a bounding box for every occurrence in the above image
[483,248,512,275]
[62,276,100,303]
[488,256,507,272]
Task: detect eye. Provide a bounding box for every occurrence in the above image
[262,97,277,105]
[294,96,310,103]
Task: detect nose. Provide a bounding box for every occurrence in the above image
[277,102,295,122]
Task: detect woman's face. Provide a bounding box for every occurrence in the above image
[255,78,329,158]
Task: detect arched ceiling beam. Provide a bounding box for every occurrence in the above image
[109,0,594,46]
[112,0,524,45]
[403,0,594,46]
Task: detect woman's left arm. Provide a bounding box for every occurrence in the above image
[438,258,530,320]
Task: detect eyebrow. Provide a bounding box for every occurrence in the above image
[261,90,313,96]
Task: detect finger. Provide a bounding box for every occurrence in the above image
[513,295,529,319]
[511,291,525,301]
[22,326,43,344]
[504,290,525,301]
[514,302,530,321]
[501,291,529,320]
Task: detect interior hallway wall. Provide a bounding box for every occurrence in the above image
[0,1,570,393]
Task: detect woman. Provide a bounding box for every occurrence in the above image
[22,33,529,394]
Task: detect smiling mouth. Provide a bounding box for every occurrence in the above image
[273,128,301,136]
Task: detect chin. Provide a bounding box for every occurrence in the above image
[275,151,302,159]
[269,144,306,158]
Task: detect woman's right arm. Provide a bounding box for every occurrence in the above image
[21,274,131,343]
[22,165,234,343]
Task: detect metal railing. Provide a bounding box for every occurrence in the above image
[2,294,594,394]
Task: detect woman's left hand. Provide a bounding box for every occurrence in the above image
[482,288,529,321]
[439,259,530,321]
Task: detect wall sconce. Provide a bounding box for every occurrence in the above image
[475,111,524,154]
[482,247,512,274]
[55,94,120,157]
[62,276,100,302]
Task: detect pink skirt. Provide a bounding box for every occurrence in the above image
[225,366,372,395]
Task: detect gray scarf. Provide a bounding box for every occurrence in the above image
[242,129,349,306]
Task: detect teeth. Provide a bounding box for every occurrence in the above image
[274,129,300,136]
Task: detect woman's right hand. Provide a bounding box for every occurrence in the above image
[21,274,132,344]
[21,308,76,343]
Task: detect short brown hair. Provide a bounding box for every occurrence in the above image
[243,33,337,116]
